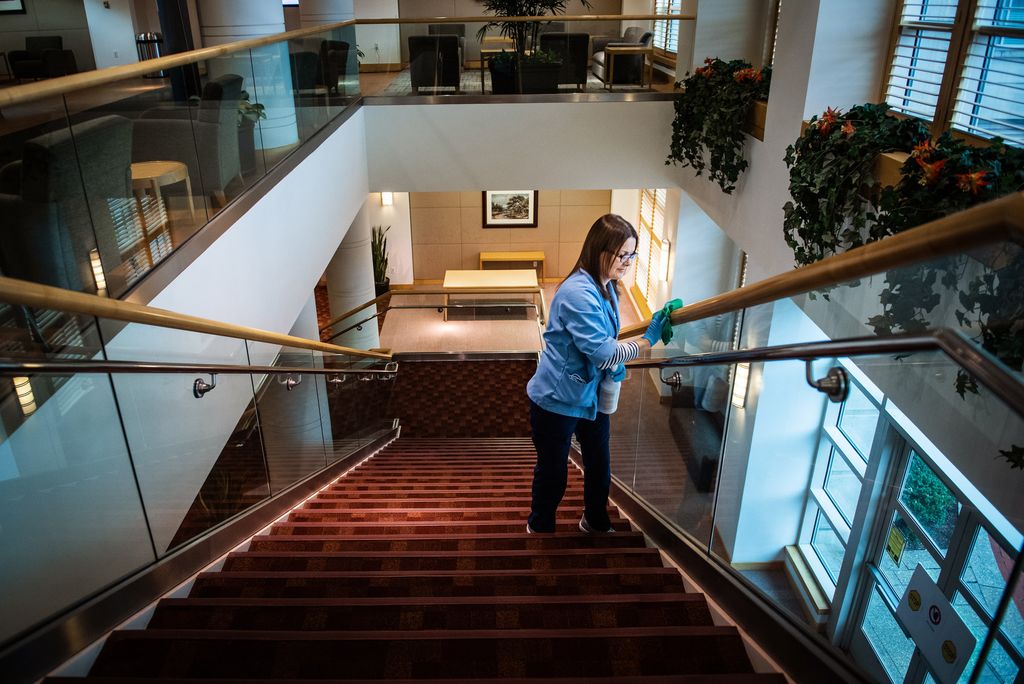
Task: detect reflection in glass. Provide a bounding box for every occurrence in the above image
[862,585,915,683]
[825,449,861,525]
[900,452,959,553]
[880,510,941,598]
[837,383,878,459]
[953,593,1019,683]
[812,511,845,582]
[961,529,1024,656]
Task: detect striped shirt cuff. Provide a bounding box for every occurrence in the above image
[598,341,639,370]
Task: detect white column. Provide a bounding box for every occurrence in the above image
[326,206,381,350]
[197,0,298,149]
[299,0,355,28]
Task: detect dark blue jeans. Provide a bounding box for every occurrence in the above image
[527,400,611,533]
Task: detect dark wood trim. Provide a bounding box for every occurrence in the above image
[0,428,399,683]
[607,477,875,684]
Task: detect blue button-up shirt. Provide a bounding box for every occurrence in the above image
[527,269,621,420]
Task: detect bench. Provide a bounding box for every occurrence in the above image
[479,251,546,280]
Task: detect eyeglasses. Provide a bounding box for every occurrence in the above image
[614,251,639,263]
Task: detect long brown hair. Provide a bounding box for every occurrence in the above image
[561,214,638,300]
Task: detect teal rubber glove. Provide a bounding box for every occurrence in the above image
[643,311,667,346]
[660,298,683,345]
[611,364,626,382]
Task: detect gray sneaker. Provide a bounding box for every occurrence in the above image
[579,514,614,533]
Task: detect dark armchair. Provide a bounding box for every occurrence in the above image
[427,24,466,66]
[408,35,463,94]
[318,40,350,95]
[591,26,653,85]
[131,74,244,207]
[9,36,78,81]
[539,32,590,91]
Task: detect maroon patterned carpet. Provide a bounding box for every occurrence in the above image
[49,438,785,682]
[388,360,534,438]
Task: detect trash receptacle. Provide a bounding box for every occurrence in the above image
[135,32,166,78]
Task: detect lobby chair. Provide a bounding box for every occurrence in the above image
[427,24,466,67]
[9,36,78,81]
[318,40,350,95]
[539,32,590,91]
[0,115,133,294]
[591,27,653,85]
[408,35,462,95]
[132,74,244,208]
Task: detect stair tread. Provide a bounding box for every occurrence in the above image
[160,593,707,607]
[107,625,742,640]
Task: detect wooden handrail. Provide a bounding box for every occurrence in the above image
[320,291,392,332]
[0,14,692,108]
[0,276,391,361]
[619,192,1024,340]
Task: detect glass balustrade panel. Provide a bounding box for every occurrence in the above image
[0,366,153,646]
[0,96,113,296]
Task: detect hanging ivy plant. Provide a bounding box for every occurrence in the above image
[782,104,1024,469]
[667,57,771,194]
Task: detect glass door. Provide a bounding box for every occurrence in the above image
[847,439,1023,683]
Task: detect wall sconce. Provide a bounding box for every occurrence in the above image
[89,248,107,295]
[14,376,36,417]
[380,191,394,206]
[660,239,672,282]
[731,362,750,408]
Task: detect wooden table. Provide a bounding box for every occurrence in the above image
[479,250,546,280]
[441,268,540,321]
[604,45,654,92]
[130,160,194,266]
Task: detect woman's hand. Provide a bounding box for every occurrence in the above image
[642,311,667,347]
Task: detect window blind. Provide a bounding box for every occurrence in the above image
[950,0,1024,145]
[653,0,681,54]
[884,0,957,121]
[635,189,667,312]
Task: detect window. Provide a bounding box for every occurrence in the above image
[632,188,667,316]
[884,0,1024,146]
[653,1,681,56]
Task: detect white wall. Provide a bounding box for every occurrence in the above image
[0,0,96,71]
[364,191,414,284]
[355,0,400,66]
[83,0,139,69]
[366,101,677,192]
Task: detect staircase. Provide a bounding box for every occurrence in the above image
[49,438,784,682]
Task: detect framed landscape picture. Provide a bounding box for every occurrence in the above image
[0,0,26,14]
[483,190,538,228]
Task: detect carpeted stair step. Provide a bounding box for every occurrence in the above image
[221,547,665,572]
[324,483,573,493]
[267,519,630,535]
[287,508,577,523]
[248,531,647,552]
[89,627,756,678]
[148,593,714,631]
[190,567,687,598]
[316,488,567,499]
[305,496,584,509]
[50,676,789,684]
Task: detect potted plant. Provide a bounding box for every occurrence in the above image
[478,0,590,94]
[237,90,266,177]
[371,224,391,296]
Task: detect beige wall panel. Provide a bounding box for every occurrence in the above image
[461,242,515,270]
[511,205,559,243]
[538,190,560,206]
[410,207,462,244]
[559,242,584,277]
[413,243,462,280]
[460,191,482,208]
[560,204,608,242]
[562,189,612,206]
[410,192,462,208]
[461,212,512,244]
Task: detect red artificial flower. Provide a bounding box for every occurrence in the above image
[841,121,856,137]
[704,57,715,66]
[915,156,948,186]
[817,107,841,135]
[956,170,990,195]
[911,138,937,160]
[733,67,762,83]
